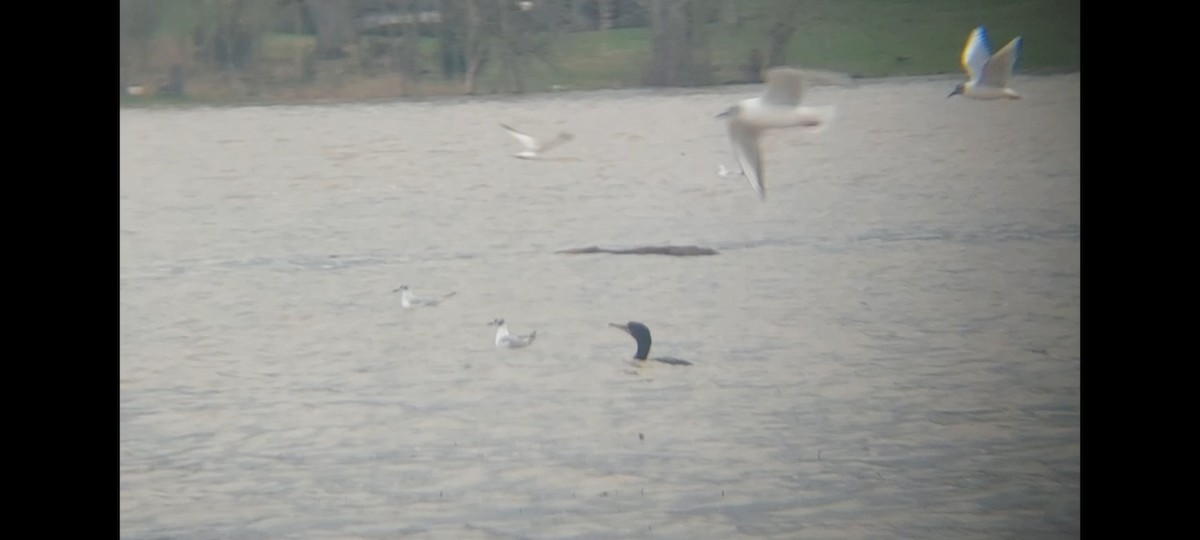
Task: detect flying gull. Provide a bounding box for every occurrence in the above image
[948,26,1023,100]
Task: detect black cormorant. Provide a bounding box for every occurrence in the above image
[608,321,692,366]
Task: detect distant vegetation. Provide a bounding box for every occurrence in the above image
[119,0,1080,105]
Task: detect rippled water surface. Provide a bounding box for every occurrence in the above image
[120,73,1080,539]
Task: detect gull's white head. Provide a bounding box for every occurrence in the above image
[393,285,415,307]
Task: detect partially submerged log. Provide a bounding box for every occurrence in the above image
[557,245,719,256]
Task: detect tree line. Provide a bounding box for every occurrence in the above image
[119,0,810,98]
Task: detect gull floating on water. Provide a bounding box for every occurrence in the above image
[392,285,457,308]
[716,67,846,201]
[948,26,1023,100]
[500,123,574,160]
[489,318,537,348]
[717,163,744,178]
[608,321,692,366]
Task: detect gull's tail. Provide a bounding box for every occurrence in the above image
[800,105,837,135]
[539,133,574,154]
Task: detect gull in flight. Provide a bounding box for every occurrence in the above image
[948,26,1023,100]
[500,123,574,160]
[489,318,537,348]
[392,285,457,308]
[716,67,845,201]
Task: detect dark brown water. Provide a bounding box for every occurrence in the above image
[120,73,1080,539]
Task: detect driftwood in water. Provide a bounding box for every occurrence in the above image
[557,245,719,256]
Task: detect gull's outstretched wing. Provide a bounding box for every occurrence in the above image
[500,123,540,150]
[961,26,992,83]
[979,36,1022,88]
[729,121,766,200]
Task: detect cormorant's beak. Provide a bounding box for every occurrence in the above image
[608,322,632,335]
[947,88,959,98]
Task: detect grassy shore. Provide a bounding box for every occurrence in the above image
[120,0,1079,106]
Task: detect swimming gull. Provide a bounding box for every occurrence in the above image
[717,163,744,178]
[489,318,537,348]
[392,285,457,308]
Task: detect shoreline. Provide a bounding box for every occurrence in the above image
[119,68,1079,110]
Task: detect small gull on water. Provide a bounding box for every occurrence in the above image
[392,285,457,308]
[716,67,849,201]
[948,26,1023,100]
[500,123,574,160]
[717,164,744,178]
[489,318,537,348]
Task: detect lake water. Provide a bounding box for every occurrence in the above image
[120,73,1080,539]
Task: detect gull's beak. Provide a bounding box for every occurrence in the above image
[715,107,734,119]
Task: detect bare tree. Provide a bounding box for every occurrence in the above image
[597,0,615,30]
[463,0,492,93]
[645,0,712,87]
[495,1,526,93]
[192,0,275,71]
[304,0,359,59]
[120,0,159,88]
[124,0,205,86]
[399,0,422,94]
[438,0,467,79]
[570,0,591,31]
[457,0,554,95]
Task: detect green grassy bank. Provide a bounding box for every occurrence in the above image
[120,0,1079,106]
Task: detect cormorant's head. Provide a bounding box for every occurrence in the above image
[609,321,652,360]
[488,318,505,327]
[948,83,965,98]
